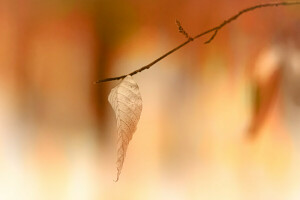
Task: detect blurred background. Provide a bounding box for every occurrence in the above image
[0,0,300,199]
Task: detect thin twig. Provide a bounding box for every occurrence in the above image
[204,30,218,44]
[95,1,300,83]
[176,19,193,40]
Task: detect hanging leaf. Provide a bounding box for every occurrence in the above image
[108,75,142,181]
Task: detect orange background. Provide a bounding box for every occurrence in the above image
[0,0,300,199]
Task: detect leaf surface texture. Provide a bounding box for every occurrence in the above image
[108,75,142,181]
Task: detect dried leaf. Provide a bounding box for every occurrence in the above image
[108,75,142,181]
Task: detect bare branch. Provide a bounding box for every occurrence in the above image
[95,1,300,83]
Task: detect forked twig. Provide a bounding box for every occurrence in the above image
[96,1,300,83]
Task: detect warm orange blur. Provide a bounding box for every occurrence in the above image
[0,0,300,199]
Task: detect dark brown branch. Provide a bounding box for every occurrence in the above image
[95,1,300,83]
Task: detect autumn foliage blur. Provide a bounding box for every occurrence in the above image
[0,0,300,199]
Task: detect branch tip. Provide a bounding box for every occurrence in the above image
[175,19,191,39]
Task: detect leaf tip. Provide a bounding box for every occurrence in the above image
[113,170,121,182]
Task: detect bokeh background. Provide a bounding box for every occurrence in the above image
[0,0,300,199]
